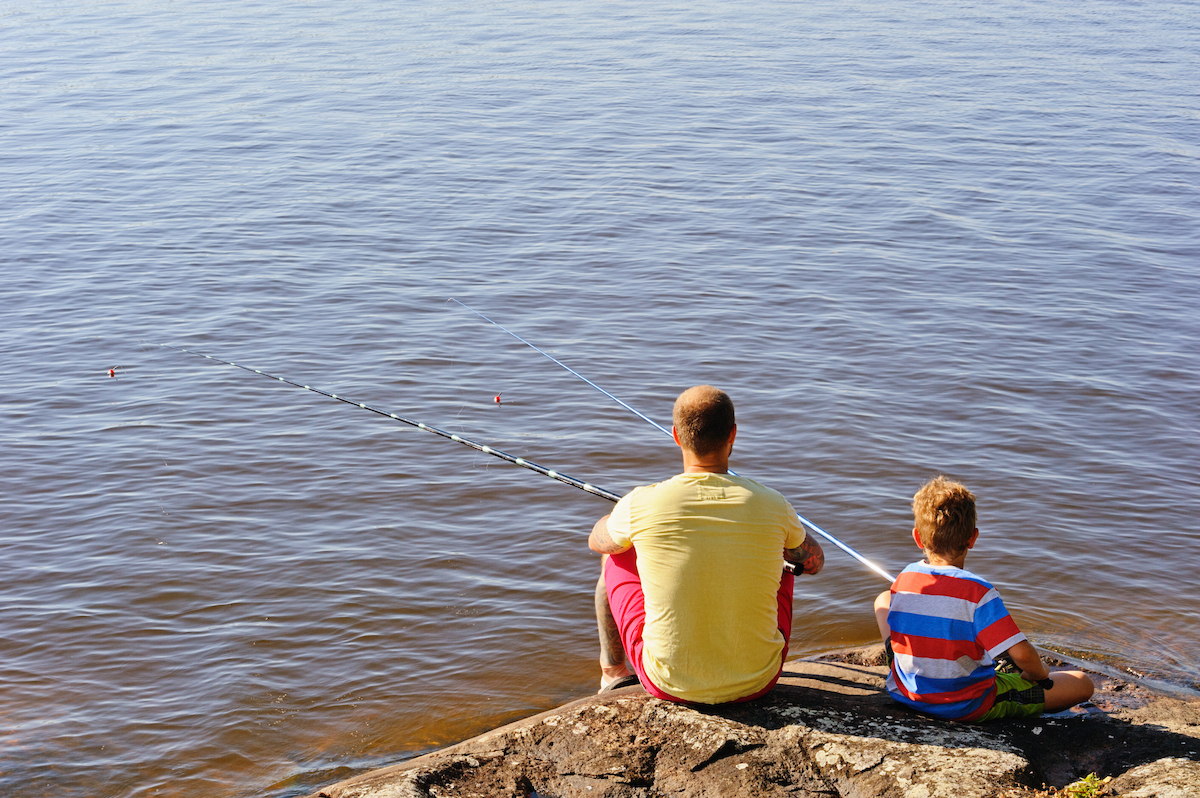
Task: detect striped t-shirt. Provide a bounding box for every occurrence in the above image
[885,561,1026,720]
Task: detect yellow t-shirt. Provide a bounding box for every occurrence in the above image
[607,472,806,704]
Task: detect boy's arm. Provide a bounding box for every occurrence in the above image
[1005,640,1051,683]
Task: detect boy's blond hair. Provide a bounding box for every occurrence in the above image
[912,476,977,556]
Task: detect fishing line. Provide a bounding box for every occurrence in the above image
[449,298,896,583]
[154,343,622,504]
[449,298,672,438]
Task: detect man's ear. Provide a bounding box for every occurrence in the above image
[671,425,682,447]
[727,424,737,448]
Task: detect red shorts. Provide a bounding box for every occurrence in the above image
[603,547,795,704]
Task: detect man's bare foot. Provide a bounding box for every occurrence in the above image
[599,661,634,690]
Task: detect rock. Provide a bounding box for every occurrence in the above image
[306,647,1200,798]
[1109,758,1200,798]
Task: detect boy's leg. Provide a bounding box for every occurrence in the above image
[1042,670,1095,712]
[976,673,1046,721]
[595,562,633,684]
[978,670,1095,721]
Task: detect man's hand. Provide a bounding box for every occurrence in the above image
[785,534,824,575]
[589,515,631,555]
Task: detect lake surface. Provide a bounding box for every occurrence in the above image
[2,0,1198,795]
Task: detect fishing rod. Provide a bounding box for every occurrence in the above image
[155,343,622,504]
[449,299,897,583]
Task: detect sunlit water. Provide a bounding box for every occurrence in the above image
[2,0,1198,795]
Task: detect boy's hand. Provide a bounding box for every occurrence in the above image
[1020,671,1056,690]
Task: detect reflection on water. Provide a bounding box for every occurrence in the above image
[1,0,1198,796]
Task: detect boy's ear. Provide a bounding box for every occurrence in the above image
[912,528,923,549]
[966,528,980,550]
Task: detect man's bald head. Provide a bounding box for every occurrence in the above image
[673,385,736,457]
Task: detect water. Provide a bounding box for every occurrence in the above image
[2,0,1198,795]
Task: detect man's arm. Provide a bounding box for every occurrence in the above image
[784,533,824,575]
[589,514,631,555]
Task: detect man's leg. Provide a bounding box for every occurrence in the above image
[601,548,662,696]
[777,569,795,655]
[595,560,633,685]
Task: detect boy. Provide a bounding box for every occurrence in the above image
[873,476,1094,722]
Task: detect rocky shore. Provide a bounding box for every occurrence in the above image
[305,647,1199,797]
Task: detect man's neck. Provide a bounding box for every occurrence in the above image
[680,451,730,473]
[682,462,729,474]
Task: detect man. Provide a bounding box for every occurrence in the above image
[589,385,824,704]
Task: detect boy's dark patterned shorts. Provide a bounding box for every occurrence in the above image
[978,673,1047,721]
